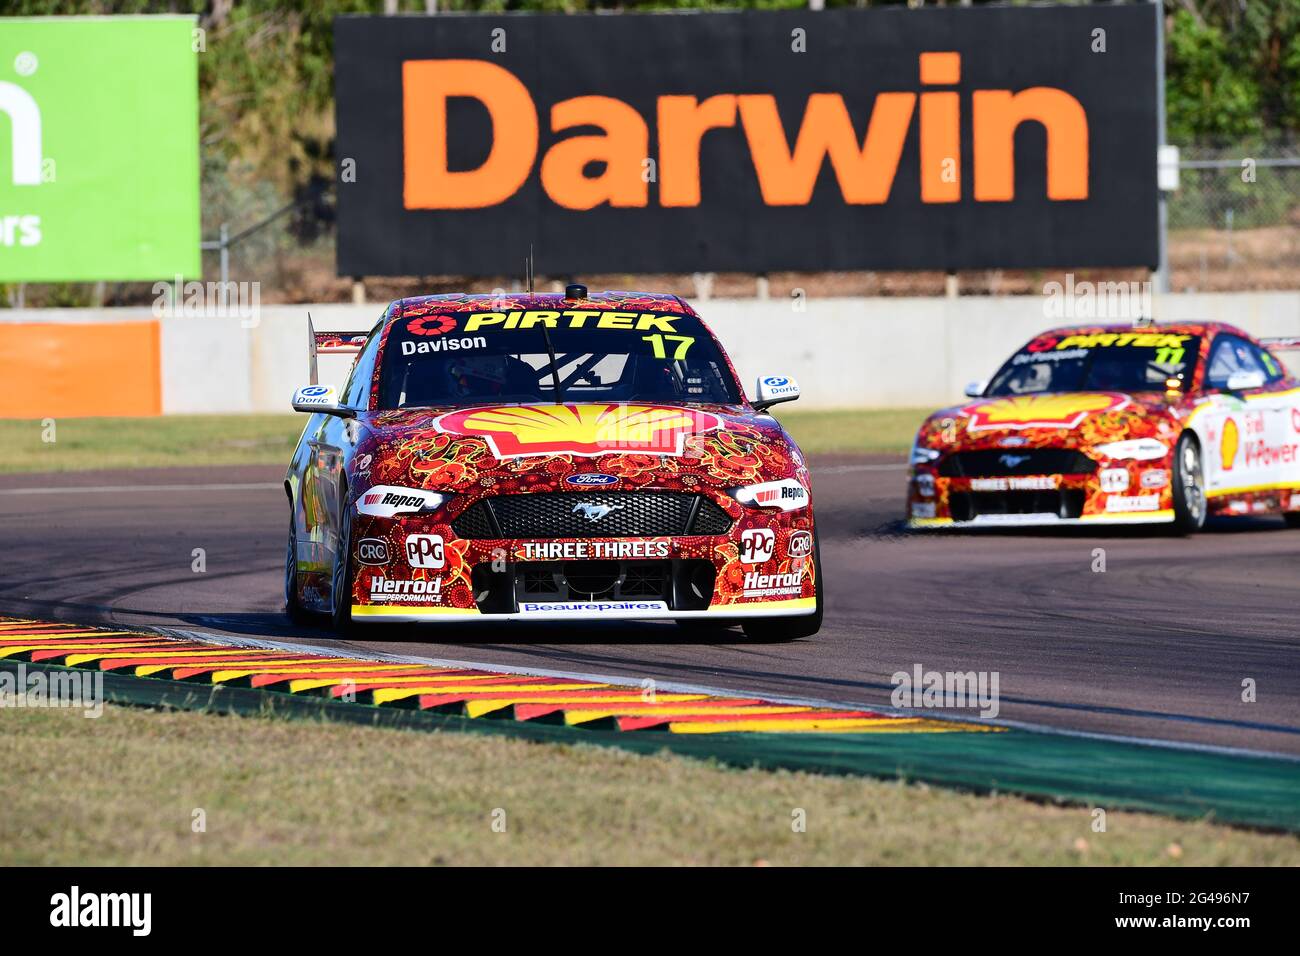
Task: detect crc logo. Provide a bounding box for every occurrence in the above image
[405,533,445,569]
[356,538,390,565]
[740,528,776,564]
[787,530,813,559]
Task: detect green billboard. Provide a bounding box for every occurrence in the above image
[0,16,200,282]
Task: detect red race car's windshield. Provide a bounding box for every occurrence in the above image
[986,332,1202,396]
[378,309,741,409]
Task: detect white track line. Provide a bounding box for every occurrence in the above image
[0,483,280,496]
[149,624,1300,762]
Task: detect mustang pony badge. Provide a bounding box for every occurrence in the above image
[572,502,625,522]
[433,403,723,458]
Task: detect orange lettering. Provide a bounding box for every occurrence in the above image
[973,88,1089,201]
[541,96,649,210]
[919,53,960,203]
[737,93,915,205]
[402,60,538,210]
[657,95,738,207]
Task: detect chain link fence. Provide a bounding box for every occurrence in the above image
[1168,141,1300,292]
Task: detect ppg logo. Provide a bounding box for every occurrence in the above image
[357,538,390,565]
[405,533,445,569]
[739,528,776,564]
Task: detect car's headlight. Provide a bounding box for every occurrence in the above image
[355,485,453,518]
[729,478,809,512]
[1092,439,1168,461]
[910,444,941,466]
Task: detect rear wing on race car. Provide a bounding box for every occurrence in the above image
[307,314,370,386]
[1260,337,1300,378]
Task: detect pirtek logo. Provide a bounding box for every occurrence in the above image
[402,53,1088,211]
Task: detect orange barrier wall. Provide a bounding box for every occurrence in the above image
[0,321,162,418]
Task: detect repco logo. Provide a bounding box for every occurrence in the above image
[403,52,1087,211]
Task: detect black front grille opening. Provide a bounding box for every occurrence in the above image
[938,449,1097,478]
[689,498,733,535]
[452,501,499,539]
[563,560,620,598]
[471,563,514,614]
[470,559,718,610]
[451,492,733,539]
[677,561,716,610]
[622,561,670,598]
[949,490,1086,521]
[521,566,563,595]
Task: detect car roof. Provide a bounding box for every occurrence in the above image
[1034,321,1250,340]
[386,291,698,322]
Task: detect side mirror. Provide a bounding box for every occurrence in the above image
[1226,370,1266,392]
[964,380,988,399]
[292,384,356,419]
[753,375,801,411]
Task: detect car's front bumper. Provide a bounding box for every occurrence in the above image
[351,597,817,622]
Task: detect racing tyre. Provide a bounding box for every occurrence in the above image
[741,531,823,642]
[331,492,362,635]
[1284,512,1300,529]
[1171,433,1207,535]
[285,499,314,626]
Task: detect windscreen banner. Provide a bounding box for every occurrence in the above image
[0,16,201,282]
[334,6,1159,277]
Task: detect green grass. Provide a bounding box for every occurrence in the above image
[3,704,1297,866]
[776,407,927,455]
[0,414,306,473]
[0,409,917,474]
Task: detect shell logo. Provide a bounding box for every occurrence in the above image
[962,392,1130,432]
[433,403,723,458]
[1220,416,1238,471]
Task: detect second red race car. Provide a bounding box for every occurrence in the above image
[285,288,821,638]
[907,322,1300,533]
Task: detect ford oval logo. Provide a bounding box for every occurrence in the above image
[566,473,618,486]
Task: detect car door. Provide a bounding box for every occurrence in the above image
[1198,333,1295,506]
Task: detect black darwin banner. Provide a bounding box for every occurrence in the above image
[334,6,1160,277]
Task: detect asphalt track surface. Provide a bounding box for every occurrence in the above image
[2,455,1298,756]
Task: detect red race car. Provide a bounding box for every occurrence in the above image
[285,289,821,638]
[907,322,1300,532]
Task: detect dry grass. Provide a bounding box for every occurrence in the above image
[3,705,1298,866]
[0,409,914,475]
